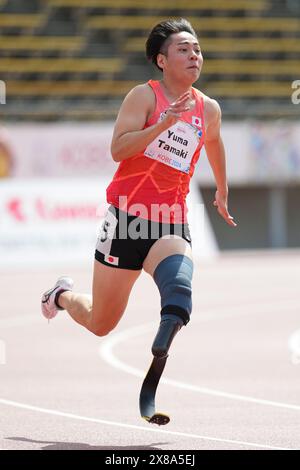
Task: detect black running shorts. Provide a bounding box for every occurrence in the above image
[95,205,191,270]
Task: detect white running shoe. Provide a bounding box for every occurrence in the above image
[41,276,74,320]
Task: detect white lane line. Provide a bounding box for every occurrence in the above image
[99,302,300,412]
[0,398,291,450]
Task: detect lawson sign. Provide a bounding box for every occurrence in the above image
[0,178,110,268]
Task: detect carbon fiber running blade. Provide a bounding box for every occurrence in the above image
[139,356,168,424]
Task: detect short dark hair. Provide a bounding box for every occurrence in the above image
[146,18,197,71]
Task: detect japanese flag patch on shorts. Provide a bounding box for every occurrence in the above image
[104,254,119,266]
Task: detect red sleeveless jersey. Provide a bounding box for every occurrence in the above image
[106,79,205,223]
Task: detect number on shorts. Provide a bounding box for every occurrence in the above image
[96,209,118,255]
[100,220,110,242]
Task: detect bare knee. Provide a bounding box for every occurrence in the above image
[90,323,114,337]
[89,307,124,337]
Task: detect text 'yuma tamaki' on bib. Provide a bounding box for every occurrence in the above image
[144,120,202,174]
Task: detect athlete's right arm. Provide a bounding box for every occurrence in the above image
[111,85,190,162]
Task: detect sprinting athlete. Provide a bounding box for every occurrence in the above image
[41,18,236,424]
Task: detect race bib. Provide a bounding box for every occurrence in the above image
[144,120,202,174]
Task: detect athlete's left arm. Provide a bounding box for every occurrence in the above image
[204,98,237,227]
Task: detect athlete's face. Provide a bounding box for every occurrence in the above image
[157,32,203,83]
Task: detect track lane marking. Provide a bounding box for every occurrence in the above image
[0,398,291,450]
[1,299,299,449]
[99,302,300,412]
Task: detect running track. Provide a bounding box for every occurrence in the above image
[0,250,300,450]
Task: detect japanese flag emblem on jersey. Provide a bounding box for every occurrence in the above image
[192,116,202,128]
[104,254,119,266]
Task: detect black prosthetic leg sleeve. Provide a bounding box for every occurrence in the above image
[151,315,183,358]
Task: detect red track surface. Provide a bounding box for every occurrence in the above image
[1,250,300,450]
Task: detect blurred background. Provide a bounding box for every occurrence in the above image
[0,0,300,267]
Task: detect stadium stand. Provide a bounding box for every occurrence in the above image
[0,0,299,121]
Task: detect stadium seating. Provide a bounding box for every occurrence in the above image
[0,36,83,51]
[86,16,300,32]
[0,0,299,121]
[47,0,270,11]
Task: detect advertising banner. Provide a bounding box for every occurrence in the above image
[0,124,116,179]
[1,122,300,184]
[0,178,110,268]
